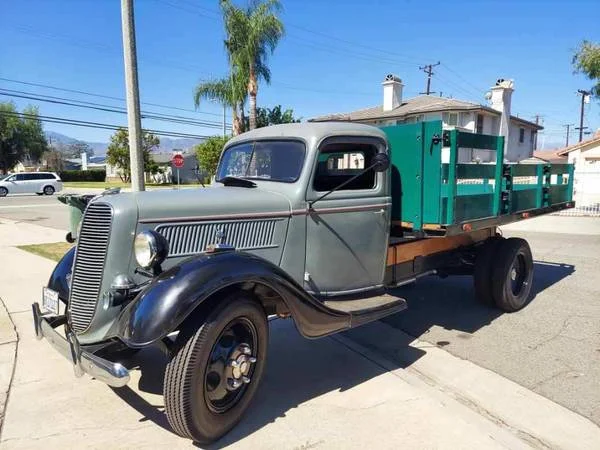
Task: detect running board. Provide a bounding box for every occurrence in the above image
[323,293,407,329]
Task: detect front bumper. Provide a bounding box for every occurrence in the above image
[32,303,130,387]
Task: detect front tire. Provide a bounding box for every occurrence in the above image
[0,187,7,197]
[491,238,534,312]
[164,293,268,444]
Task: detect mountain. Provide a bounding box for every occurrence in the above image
[44,131,203,156]
[45,131,108,155]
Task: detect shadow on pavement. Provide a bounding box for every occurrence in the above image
[382,260,575,341]
[111,320,426,448]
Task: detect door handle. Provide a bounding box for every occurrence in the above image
[373,209,386,215]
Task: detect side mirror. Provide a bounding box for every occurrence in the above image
[372,153,390,172]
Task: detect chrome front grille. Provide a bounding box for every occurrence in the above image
[69,202,112,333]
[156,219,280,257]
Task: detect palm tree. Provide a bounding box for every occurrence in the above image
[221,0,284,131]
[194,74,246,136]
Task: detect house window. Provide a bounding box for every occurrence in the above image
[476,114,484,134]
[519,128,525,143]
[443,112,458,126]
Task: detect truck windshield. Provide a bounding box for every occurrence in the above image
[217,140,305,183]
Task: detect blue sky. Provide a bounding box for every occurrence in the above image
[1,0,599,149]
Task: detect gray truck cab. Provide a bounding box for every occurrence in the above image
[219,122,391,295]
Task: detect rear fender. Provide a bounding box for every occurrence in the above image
[116,251,350,347]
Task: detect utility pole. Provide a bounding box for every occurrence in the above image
[419,61,440,95]
[576,89,591,143]
[563,123,575,147]
[120,0,145,191]
[222,105,226,138]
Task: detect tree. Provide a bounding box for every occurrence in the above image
[194,76,247,136]
[0,102,48,174]
[220,0,284,131]
[43,150,65,172]
[248,104,300,129]
[66,140,94,158]
[195,136,229,180]
[106,128,160,182]
[573,40,600,98]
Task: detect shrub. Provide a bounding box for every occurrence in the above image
[58,170,106,182]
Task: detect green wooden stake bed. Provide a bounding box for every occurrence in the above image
[32,120,573,444]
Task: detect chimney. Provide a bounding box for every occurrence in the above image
[488,79,514,153]
[382,74,403,111]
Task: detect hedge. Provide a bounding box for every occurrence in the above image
[58,170,106,182]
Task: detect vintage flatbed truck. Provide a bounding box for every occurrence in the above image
[32,120,574,444]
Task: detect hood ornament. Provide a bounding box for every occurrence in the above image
[206,228,235,254]
[215,228,226,244]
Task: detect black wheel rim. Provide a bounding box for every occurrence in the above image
[204,317,258,414]
[509,253,528,296]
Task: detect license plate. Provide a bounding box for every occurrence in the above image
[42,287,60,315]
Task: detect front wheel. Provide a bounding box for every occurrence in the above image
[164,293,268,444]
[0,187,7,197]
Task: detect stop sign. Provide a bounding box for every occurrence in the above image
[172,154,184,168]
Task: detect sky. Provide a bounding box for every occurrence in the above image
[1,0,599,149]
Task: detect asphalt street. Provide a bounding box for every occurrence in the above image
[0,193,71,230]
[384,219,600,425]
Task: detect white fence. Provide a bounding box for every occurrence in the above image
[555,170,600,217]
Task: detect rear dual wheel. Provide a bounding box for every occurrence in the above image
[164,293,268,444]
[473,237,533,312]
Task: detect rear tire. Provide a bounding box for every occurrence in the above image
[491,238,534,312]
[473,237,502,306]
[43,185,55,195]
[0,187,7,197]
[164,293,268,444]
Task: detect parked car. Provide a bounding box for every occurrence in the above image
[32,121,574,444]
[0,172,63,196]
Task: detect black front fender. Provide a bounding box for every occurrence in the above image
[47,246,76,303]
[116,252,350,347]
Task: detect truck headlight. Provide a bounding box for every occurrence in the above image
[134,230,169,269]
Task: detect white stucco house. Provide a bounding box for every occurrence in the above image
[557,131,600,213]
[310,75,542,163]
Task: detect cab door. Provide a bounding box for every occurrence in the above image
[10,174,26,193]
[304,136,391,296]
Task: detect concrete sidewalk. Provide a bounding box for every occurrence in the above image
[0,225,599,448]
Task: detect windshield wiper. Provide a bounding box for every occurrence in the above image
[218,176,257,188]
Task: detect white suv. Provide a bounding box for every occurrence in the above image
[0,172,63,197]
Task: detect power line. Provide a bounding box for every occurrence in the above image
[0,88,231,129]
[562,123,575,147]
[0,110,211,140]
[419,62,441,95]
[576,89,591,142]
[0,77,224,118]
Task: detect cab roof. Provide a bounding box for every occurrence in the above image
[225,122,388,149]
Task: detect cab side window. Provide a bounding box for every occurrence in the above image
[313,143,377,192]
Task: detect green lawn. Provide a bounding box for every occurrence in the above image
[18,242,74,262]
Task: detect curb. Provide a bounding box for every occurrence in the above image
[0,297,18,440]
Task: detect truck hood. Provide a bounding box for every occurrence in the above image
[132,184,292,222]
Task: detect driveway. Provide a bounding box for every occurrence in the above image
[383,216,600,425]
